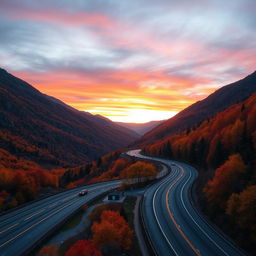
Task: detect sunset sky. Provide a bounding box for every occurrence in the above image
[0,0,255,123]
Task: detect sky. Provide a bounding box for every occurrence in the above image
[0,0,255,123]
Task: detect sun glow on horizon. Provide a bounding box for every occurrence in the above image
[86,108,178,123]
[1,0,254,124]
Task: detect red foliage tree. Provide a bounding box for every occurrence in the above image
[65,240,102,256]
[226,185,256,240]
[204,153,246,209]
[92,210,133,251]
[38,244,58,256]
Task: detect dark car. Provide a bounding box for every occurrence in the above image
[79,189,88,196]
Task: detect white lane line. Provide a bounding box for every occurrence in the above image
[0,223,19,235]
[179,165,230,256]
[48,202,58,208]
[130,151,241,255]
[0,182,120,249]
[134,152,200,255]
[165,167,201,256]
[152,168,179,256]
[0,198,80,249]
[62,194,76,202]
[24,209,45,221]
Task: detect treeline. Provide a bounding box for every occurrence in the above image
[60,150,124,187]
[61,150,158,189]
[0,149,64,211]
[142,93,256,253]
[0,149,125,211]
[0,146,158,211]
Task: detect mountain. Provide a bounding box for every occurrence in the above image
[0,68,139,168]
[45,95,138,139]
[138,71,256,145]
[116,120,164,135]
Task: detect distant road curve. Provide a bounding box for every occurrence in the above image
[0,180,120,255]
[127,149,246,256]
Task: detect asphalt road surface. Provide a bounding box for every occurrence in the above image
[0,180,120,255]
[127,149,245,256]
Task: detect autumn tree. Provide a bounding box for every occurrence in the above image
[121,161,157,185]
[204,153,246,210]
[92,210,133,252]
[0,190,9,210]
[38,244,59,256]
[88,203,121,223]
[65,240,102,256]
[226,185,256,241]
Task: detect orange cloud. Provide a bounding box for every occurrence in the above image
[14,67,218,123]
[2,4,255,123]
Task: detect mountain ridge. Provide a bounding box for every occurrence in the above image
[116,120,164,135]
[138,71,256,145]
[0,68,139,168]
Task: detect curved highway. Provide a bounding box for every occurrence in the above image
[127,150,245,256]
[0,180,120,255]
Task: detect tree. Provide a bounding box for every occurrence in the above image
[0,190,9,210]
[92,210,133,251]
[88,203,121,223]
[204,153,246,210]
[65,240,102,256]
[121,161,157,184]
[226,185,256,240]
[38,244,59,256]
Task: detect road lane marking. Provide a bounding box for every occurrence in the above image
[0,223,19,235]
[134,151,200,255]
[165,166,202,256]
[0,182,121,249]
[62,194,76,202]
[0,198,81,249]
[179,166,230,256]
[24,209,45,221]
[48,202,58,208]
[135,151,201,255]
[152,168,179,256]
[130,151,242,256]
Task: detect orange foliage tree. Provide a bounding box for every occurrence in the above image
[0,151,61,211]
[121,161,157,185]
[204,154,246,209]
[226,185,256,241]
[65,240,102,256]
[92,210,133,251]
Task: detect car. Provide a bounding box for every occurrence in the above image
[79,189,88,196]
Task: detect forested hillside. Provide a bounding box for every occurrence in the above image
[142,93,256,253]
[0,68,138,168]
[0,68,138,211]
[138,71,256,145]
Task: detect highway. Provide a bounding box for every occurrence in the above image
[127,150,245,256]
[0,180,120,255]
